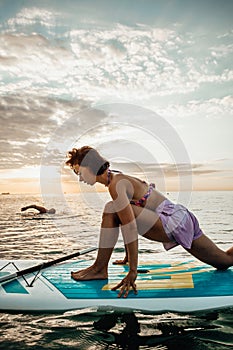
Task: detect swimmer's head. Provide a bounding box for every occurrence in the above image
[47,208,56,214]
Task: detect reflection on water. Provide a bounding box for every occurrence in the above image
[93,309,233,350]
[0,308,233,350]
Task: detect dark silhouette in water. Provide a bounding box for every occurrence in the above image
[93,310,220,349]
[21,204,56,214]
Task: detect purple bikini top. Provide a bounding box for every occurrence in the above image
[130,183,155,207]
[107,169,155,207]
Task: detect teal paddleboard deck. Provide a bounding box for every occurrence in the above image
[0,259,232,312]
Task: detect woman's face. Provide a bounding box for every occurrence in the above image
[73,164,96,185]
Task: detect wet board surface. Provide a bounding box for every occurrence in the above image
[0,259,233,312]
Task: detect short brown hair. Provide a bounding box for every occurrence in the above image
[66,146,110,175]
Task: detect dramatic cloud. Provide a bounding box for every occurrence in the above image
[0,1,232,191]
[0,18,232,101]
[0,94,91,168]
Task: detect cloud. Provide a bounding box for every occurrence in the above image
[0,94,91,168]
[157,95,233,120]
[6,7,59,29]
[110,160,226,177]
[0,32,76,97]
[1,14,232,101]
[0,3,232,181]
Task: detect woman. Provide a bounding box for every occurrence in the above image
[66,146,233,298]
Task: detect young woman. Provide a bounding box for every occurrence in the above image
[66,146,233,298]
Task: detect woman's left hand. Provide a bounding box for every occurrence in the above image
[111,270,137,298]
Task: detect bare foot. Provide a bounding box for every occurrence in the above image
[71,265,108,281]
[226,246,233,265]
[71,265,94,277]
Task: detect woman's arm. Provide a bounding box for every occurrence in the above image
[21,205,47,213]
[108,176,138,297]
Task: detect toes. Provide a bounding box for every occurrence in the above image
[71,271,80,279]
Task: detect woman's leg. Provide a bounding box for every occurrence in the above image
[186,234,233,269]
[132,205,233,269]
[71,201,120,280]
[71,202,170,280]
[131,205,172,242]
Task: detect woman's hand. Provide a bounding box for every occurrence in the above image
[111,270,137,298]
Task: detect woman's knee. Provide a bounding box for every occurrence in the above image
[102,201,120,224]
[103,201,115,214]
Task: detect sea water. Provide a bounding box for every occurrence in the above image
[0,191,232,349]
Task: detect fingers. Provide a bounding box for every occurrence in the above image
[118,281,137,298]
[111,280,137,298]
[111,281,122,291]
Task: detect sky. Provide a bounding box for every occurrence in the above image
[0,0,232,194]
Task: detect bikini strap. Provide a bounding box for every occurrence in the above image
[107,169,122,186]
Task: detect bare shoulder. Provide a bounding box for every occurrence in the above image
[108,174,134,197]
[109,173,128,188]
[110,173,134,187]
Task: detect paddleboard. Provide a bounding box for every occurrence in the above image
[0,259,232,312]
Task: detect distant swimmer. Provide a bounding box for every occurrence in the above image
[21,205,56,214]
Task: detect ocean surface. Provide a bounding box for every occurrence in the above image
[0,191,232,349]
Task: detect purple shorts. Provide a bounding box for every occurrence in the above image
[156,199,203,251]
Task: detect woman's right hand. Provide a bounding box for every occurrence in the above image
[111,270,137,298]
